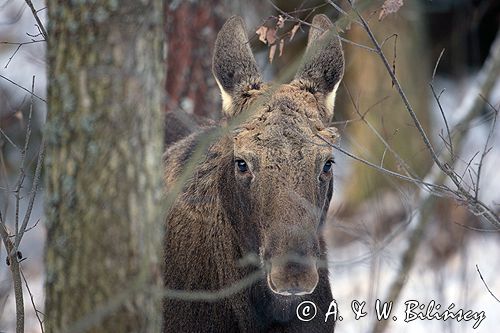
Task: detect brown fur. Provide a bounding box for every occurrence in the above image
[164,109,214,146]
[163,15,344,332]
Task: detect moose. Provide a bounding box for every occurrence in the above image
[164,14,344,332]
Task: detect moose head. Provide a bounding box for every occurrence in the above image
[213,15,344,297]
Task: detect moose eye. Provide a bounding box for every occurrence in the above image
[323,160,334,173]
[236,160,249,173]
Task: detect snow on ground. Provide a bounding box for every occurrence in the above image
[329,231,500,333]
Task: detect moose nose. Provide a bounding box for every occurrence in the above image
[267,258,319,296]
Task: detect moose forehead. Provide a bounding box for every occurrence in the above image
[233,84,334,162]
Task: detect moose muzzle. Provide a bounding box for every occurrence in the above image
[263,227,320,296]
[267,255,318,296]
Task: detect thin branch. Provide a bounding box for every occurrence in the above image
[268,0,327,29]
[430,83,454,158]
[453,221,499,232]
[329,95,389,126]
[160,270,263,302]
[327,0,351,18]
[269,0,377,53]
[343,82,417,180]
[14,137,45,250]
[474,97,498,201]
[380,33,398,87]
[345,1,500,228]
[346,0,444,171]
[476,265,500,303]
[1,40,45,68]
[4,43,22,68]
[0,215,24,333]
[14,76,35,255]
[458,151,480,187]
[339,36,377,53]
[24,0,48,40]
[36,6,47,14]
[325,140,451,194]
[432,48,445,81]
[16,218,40,235]
[20,268,45,333]
[0,127,20,150]
[0,76,45,333]
[0,74,46,103]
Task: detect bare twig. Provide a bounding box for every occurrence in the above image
[458,151,480,187]
[431,48,445,81]
[13,76,45,251]
[476,265,500,303]
[430,84,454,158]
[0,215,24,333]
[343,83,417,180]
[0,127,20,150]
[345,0,500,228]
[0,76,45,333]
[430,48,454,157]
[24,0,48,40]
[0,74,46,103]
[269,0,377,53]
[18,218,41,234]
[326,140,451,194]
[20,268,45,333]
[1,40,45,68]
[13,76,35,252]
[160,270,263,302]
[474,97,498,201]
[345,0,444,171]
[14,138,45,251]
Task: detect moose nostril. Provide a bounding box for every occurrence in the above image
[282,287,310,296]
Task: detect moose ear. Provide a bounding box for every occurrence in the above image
[294,14,344,121]
[213,16,262,116]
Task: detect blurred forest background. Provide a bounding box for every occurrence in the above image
[1,0,499,332]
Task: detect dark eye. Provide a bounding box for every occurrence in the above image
[323,160,334,173]
[236,160,249,173]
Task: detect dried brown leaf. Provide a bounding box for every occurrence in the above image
[269,44,277,63]
[266,27,277,45]
[279,39,284,57]
[290,23,300,41]
[256,26,268,44]
[379,0,404,21]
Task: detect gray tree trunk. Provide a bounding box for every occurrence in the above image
[44,1,164,332]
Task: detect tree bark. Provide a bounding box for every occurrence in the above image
[44,1,164,332]
[165,0,226,118]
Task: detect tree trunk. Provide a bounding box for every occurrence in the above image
[165,0,226,118]
[44,1,164,332]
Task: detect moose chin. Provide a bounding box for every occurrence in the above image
[163,13,344,333]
